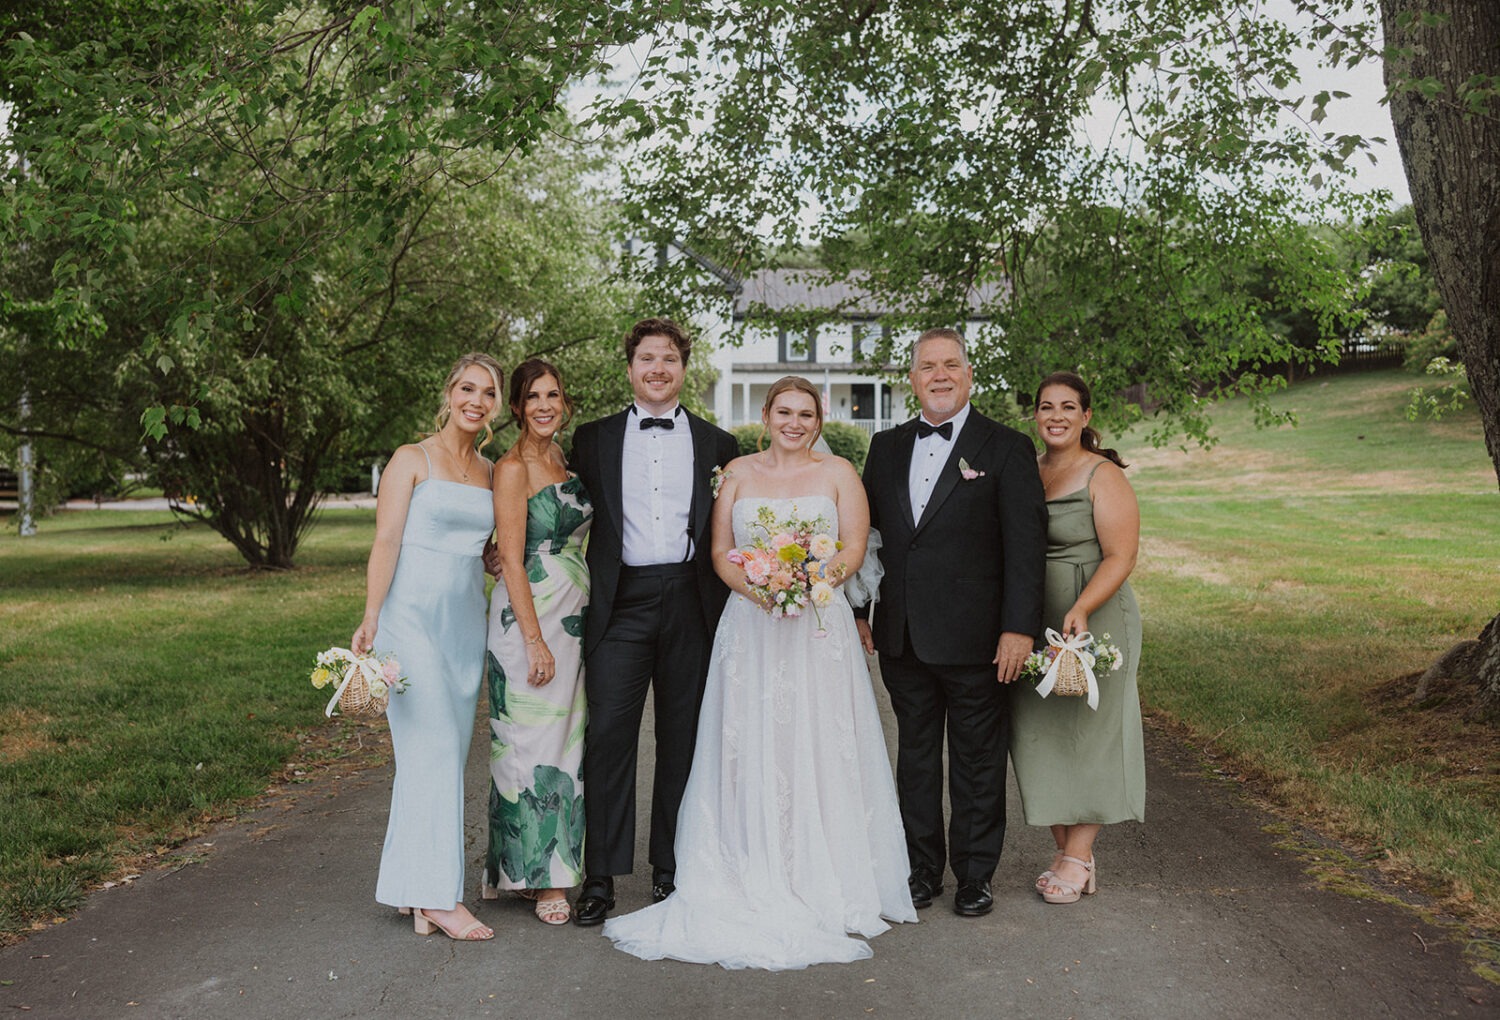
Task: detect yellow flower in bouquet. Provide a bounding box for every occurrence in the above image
[728,504,845,636]
[309,646,409,717]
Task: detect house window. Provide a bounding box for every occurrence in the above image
[849,384,875,420]
[853,324,879,361]
[779,327,814,362]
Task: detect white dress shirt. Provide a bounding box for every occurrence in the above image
[621,404,696,565]
[908,401,971,524]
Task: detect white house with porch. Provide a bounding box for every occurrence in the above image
[696,269,997,435]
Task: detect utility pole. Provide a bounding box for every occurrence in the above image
[17,389,35,535]
[12,148,37,535]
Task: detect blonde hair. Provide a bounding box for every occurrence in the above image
[434,352,505,450]
[758,375,824,450]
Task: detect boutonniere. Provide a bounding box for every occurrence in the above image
[958,457,985,481]
[711,465,730,499]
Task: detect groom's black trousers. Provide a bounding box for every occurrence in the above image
[878,652,1010,884]
[582,562,713,878]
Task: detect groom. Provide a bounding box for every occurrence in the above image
[569,317,739,926]
[856,327,1047,917]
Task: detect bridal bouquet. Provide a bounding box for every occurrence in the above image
[310,646,408,717]
[727,504,844,635]
[1021,629,1123,712]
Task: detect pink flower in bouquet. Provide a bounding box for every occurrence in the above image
[727,548,747,566]
[744,551,773,586]
[733,508,840,628]
[381,657,402,684]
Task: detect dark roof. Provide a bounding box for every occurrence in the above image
[731,269,1006,319]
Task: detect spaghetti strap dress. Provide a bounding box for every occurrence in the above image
[374,447,494,909]
[1010,462,1146,826]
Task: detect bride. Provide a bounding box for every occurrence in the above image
[603,375,915,970]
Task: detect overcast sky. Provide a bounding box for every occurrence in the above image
[1295,34,1410,205]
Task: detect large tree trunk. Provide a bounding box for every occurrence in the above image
[1381,1,1500,716]
[1475,617,1500,721]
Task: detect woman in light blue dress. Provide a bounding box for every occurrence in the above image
[351,352,504,942]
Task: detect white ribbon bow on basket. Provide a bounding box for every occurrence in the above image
[323,647,380,718]
[1034,628,1101,711]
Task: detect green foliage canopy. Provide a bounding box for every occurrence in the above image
[0,2,647,564]
[612,2,1391,441]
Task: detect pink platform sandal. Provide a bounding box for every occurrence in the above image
[1040,856,1097,904]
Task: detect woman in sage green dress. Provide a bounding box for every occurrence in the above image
[1011,371,1144,905]
[482,358,592,926]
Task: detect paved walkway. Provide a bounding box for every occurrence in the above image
[1,679,1490,1019]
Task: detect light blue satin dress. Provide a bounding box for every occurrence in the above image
[374,450,493,910]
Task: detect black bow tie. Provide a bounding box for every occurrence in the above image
[915,420,952,440]
[638,416,675,430]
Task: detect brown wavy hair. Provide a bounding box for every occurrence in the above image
[624,317,693,366]
[1034,371,1128,469]
[508,357,574,436]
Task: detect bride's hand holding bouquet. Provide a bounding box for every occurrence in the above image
[726,504,845,634]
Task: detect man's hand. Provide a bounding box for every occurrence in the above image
[993,631,1033,684]
[856,619,876,655]
[482,539,502,578]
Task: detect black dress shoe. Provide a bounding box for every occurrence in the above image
[651,869,676,903]
[573,877,615,927]
[953,880,994,917]
[908,867,943,910]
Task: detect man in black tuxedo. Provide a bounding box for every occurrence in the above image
[568,317,739,926]
[856,327,1046,917]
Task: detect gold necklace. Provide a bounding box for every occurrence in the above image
[435,439,475,482]
[1040,453,1086,494]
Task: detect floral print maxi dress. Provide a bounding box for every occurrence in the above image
[484,475,592,891]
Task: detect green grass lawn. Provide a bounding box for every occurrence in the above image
[1124,369,1499,932]
[0,510,376,938]
[0,367,1495,945]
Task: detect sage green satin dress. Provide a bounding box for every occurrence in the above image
[1010,474,1145,826]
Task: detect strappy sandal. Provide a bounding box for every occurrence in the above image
[481,879,539,902]
[1041,856,1097,904]
[412,907,495,941]
[534,896,571,926]
[1034,850,1067,893]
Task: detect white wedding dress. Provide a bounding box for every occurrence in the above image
[604,496,915,970]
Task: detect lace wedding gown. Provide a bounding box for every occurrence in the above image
[604,496,915,970]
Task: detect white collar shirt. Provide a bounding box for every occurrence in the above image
[621,403,696,565]
[908,401,971,524]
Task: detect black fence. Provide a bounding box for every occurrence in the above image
[1117,341,1408,410]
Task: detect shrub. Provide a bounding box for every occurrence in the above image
[1398,309,1460,371]
[821,420,871,472]
[731,424,764,458]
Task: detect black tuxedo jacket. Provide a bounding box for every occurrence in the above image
[860,409,1047,664]
[570,407,740,657]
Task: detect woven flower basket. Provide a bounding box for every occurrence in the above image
[336,663,390,717]
[1050,647,1090,698]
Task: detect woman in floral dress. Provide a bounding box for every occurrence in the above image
[482,358,592,925]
